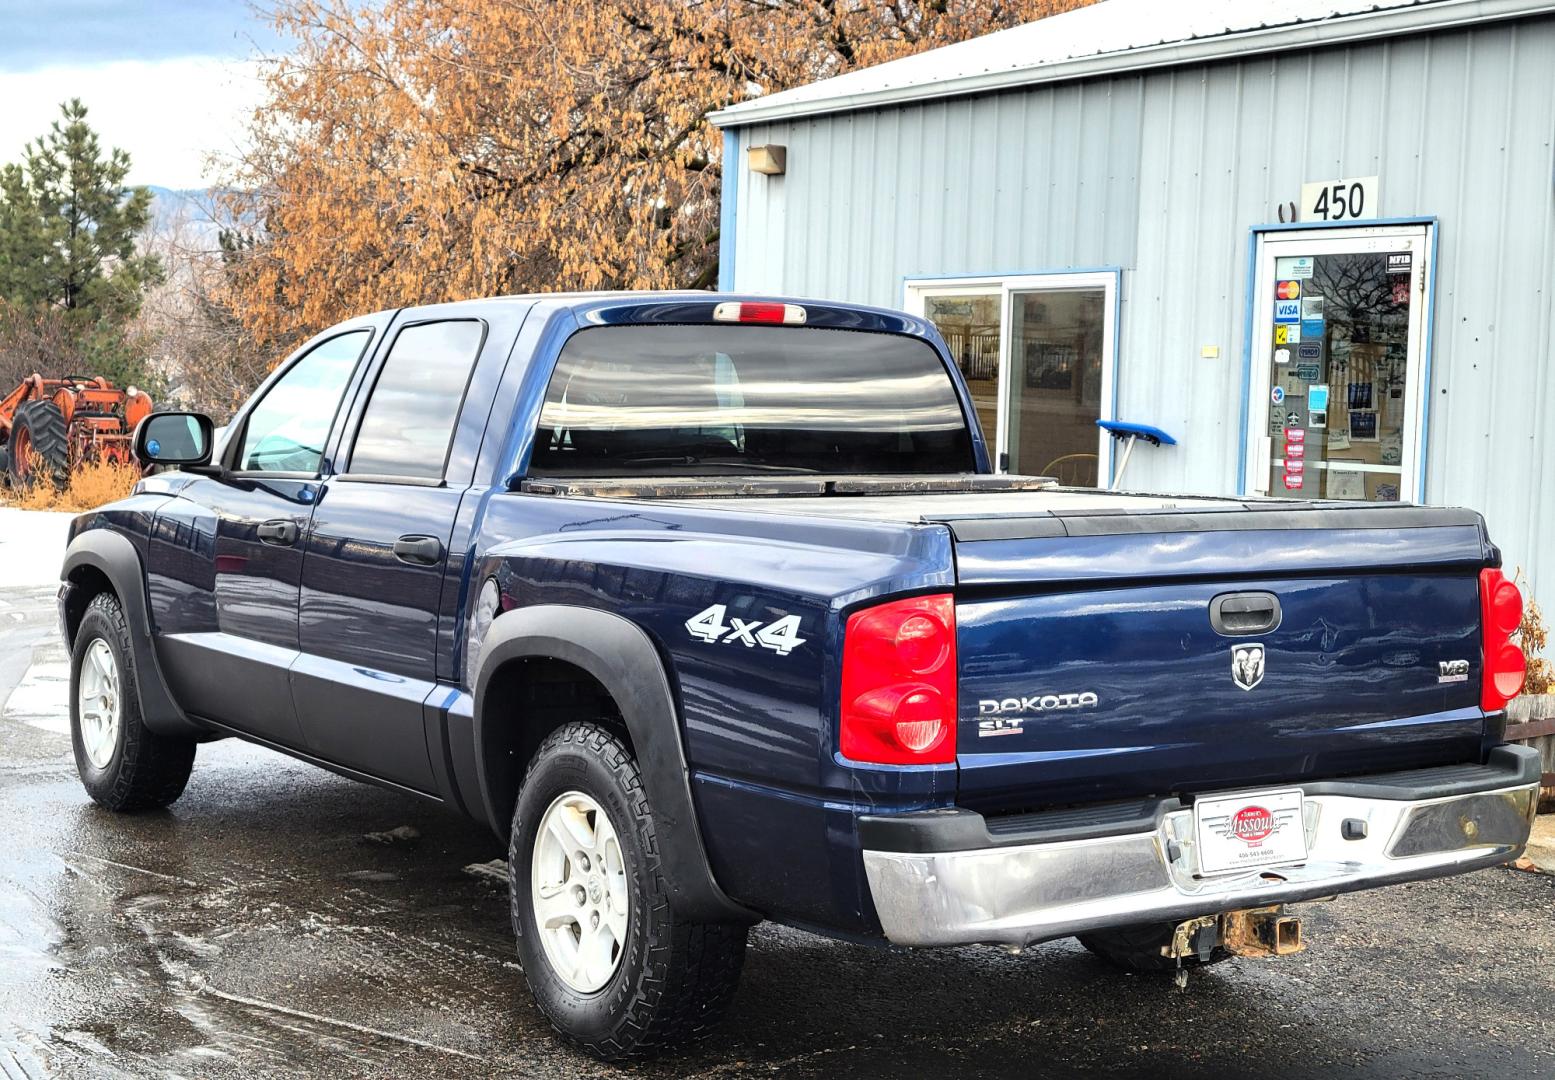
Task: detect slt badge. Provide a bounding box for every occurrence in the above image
[1231,643,1266,691]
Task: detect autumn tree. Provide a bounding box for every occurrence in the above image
[136,201,262,420]
[224,0,1092,354]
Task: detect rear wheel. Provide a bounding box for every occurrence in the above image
[9,400,70,487]
[510,721,747,1060]
[1078,921,1232,973]
[70,592,197,811]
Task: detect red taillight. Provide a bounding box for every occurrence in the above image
[1479,567,1526,712]
[840,594,956,765]
[711,301,807,325]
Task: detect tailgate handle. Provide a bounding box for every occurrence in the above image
[1210,592,1281,636]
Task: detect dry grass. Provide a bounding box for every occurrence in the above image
[1520,595,1553,697]
[3,454,141,512]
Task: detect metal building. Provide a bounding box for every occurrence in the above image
[710,0,1555,616]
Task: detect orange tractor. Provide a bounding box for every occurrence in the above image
[0,374,153,487]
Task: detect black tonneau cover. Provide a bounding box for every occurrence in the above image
[519,473,1056,499]
[932,501,1487,541]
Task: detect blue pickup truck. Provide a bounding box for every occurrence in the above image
[59,293,1534,1059]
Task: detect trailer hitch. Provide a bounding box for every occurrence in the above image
[1163,905,1305,988]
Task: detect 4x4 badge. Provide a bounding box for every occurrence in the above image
[1231,643,1266,691]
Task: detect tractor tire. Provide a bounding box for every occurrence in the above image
[9,400,71,487]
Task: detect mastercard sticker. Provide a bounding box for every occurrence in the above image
[1277,280,1301,300]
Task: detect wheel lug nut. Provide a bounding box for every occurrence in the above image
[590,912,599,929]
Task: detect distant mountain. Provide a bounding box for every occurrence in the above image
[142,185,239,249]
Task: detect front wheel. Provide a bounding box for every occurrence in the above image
[510,722,747,1060]
[70,592,196,811]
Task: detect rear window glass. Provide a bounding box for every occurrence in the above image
[349,320,485,478]
[530,325,974,476]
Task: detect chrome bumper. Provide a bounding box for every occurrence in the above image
[862,747,1540,948]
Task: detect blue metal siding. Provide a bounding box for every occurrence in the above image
[728,16,1555,618]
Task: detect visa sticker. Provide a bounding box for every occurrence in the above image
[1274,299,1300,323]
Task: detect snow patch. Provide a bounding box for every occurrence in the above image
[0,508,73,587]
[2,642,69,734]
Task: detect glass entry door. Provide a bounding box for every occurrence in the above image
[1244,225,1431,502]
[908,272,1117,485]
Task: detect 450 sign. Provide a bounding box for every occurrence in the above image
[685,604,807,657]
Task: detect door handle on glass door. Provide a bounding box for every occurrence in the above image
[256,520,299,546]
[393,535,443,566]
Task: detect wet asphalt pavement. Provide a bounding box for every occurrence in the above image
[5,582,1555,1078]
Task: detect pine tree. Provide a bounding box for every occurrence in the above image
[0,99,162,388]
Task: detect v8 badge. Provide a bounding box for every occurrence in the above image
[686,604,807,657]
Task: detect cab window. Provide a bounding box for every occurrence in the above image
[236,330,370,474]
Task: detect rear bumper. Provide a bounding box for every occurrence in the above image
[860,744,1540,948]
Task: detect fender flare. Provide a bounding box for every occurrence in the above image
[60,528,201,738]
[474,604,756,924]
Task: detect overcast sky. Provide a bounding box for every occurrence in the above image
[0,1,280,189]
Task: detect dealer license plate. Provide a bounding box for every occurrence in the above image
[1193,788,1307,877]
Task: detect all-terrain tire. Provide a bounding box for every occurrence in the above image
[510,721,748,1060]
[1078,921,1233,973]
[9,399,70,487]
[70,592,197,811]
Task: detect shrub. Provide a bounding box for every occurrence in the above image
[5,453,141,512]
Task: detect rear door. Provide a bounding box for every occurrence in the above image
[150,323,382,747]
[944,505,1491,811]
[292,306,523,791]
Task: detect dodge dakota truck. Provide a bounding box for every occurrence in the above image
[59,293,1534,1059]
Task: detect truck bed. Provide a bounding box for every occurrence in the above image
[524,471,1494,813]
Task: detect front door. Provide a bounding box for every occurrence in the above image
[149,326,379,747]
[1243,225,1431,502]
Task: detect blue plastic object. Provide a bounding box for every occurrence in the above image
[1096,419,1177,446]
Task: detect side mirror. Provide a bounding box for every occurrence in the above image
[133,412,215,468]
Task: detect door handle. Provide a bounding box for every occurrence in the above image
[1210,592,1282,636]
[393,535,444,566]
[256,519,299,546]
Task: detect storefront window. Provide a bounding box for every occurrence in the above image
[1007,288,1106,486]
[923,293,1000,443]
[909,272,1118,485]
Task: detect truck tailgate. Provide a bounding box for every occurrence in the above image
[943,504,1493,811]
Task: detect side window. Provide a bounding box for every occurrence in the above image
[237,330,370,474]
[348,320,485,479]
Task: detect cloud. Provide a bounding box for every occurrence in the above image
[0,0,279,70]
[0,56,266,189]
